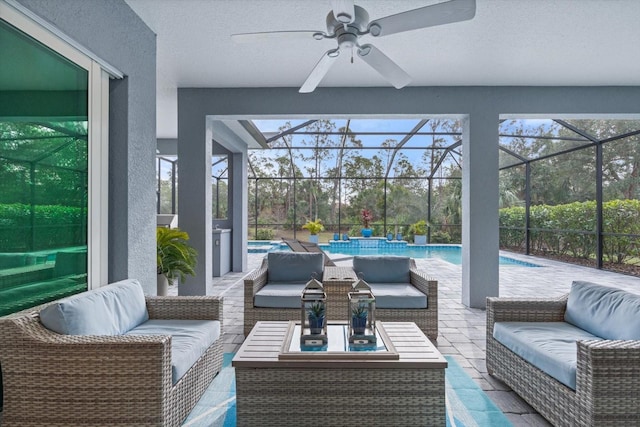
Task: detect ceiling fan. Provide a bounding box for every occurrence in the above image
[232,0,476,93]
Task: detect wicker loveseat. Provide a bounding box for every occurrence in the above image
[486,281,640,426]
[0,279,224,427]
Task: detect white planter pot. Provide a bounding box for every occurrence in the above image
[414,234,427,245]
[157,274,169,296]
[309,234,319,244]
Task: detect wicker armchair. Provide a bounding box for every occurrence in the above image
[486,295,640,426]
[244,256,301,336]
[244,257,438,342]
[355,258,438,342]
[0,295,224,427]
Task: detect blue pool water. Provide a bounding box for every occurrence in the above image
[248,240,541,267]
[248,241,288,253]
[324,244,540,267]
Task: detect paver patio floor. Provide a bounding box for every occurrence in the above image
[175,250,640,426]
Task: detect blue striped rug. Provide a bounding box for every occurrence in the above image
[182,353,512,426]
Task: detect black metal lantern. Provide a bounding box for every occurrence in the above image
[300,276,327,346]
[347,276,376,345]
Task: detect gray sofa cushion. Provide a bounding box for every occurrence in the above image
[565,281,640,340]
[368,283,427,309]
[254,283,308,308]
[126,319,221,384]
[493,321,602,390]
[267,251,323,282]
[40,279,149,335]
[352,256,410,283]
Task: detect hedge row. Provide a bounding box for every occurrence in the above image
[499,199,640,263]
[0,203,85,251]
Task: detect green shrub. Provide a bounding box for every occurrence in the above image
[0,203,85,251]
[499,199,640,263]
[430,230,451,243]
[255,228,275,240]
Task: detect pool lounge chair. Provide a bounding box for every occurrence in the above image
[282,238,336,266]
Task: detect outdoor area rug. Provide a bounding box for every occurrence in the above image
[182,353,512,427]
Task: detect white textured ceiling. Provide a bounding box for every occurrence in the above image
[124,0,640,138]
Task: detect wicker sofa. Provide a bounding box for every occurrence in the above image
[486,281,640,426]
[0,278,224,427]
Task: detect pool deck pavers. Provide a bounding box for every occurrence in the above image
[173,250,640,427]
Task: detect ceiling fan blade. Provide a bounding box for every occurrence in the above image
[300,49,340,93]
[231,30,324,43]
[368,0,475,38]
[330,0,355,23]
[357,44,411,89]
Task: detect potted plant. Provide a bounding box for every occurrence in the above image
[361,209,373,238]
[351,304,368,335]
[156,227,198,296]
[302,218,324,244]
[307,302,326,334]
[410,220,429,245]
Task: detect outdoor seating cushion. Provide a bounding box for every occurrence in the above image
[564,280,640,340]
[254,283,308,308]
[267,251,323,282]
[493,321,602,390]
[40,278,149,335]
[368,283,427,309]
[126,319,221,384]
[352,256,410,283]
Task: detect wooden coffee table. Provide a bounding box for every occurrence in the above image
[232,321,447,426]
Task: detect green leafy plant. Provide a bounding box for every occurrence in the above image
[409,220,429,236]
[351,304,368,319]
[255,228,275,240]
[430,230,452,244]
[307,302,326,319]
[302,218,324,235]
[157,227,198,285]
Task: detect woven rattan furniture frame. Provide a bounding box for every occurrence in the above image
[486,295,640,426]
[323,265,359,319]
[233,321,446,426]
[244,258,439,341]
[0,295,224,427]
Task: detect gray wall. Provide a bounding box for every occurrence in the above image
[17,0,158,293]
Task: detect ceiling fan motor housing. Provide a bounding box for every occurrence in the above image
[327,5,368,50]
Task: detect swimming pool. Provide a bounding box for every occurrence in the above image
[248,240,288,253]
[323,244,540,266]
[248,240,541,267]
